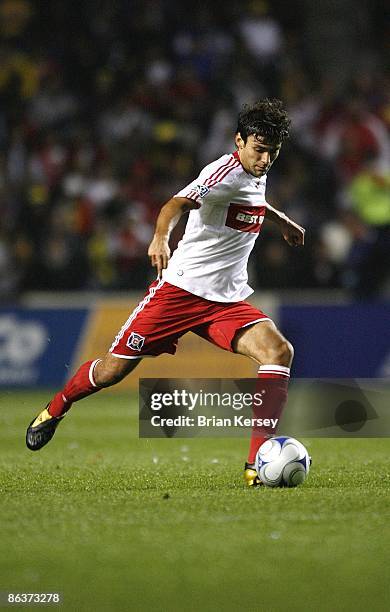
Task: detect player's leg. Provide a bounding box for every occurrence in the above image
[192,302,293,486]
[233,320,293,485]
[26,354,141,451]
[26,279,187,451]
[233,318,293,367]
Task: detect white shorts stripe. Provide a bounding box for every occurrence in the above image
[239,317,271,329]
[109,279,165,352]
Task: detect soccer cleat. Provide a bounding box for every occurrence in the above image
[244,462,262,487]
[26,405,64,451]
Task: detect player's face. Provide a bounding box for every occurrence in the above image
[235,134,281,177]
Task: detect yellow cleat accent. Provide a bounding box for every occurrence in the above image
[244,467,262,487]
[26,404,64,451]
[31,408,53,428]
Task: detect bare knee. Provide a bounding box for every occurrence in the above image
[93,354,140,388]
[234,322,294,367]
[264,338,294,367]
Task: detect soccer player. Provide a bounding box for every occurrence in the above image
[26,99,305,486]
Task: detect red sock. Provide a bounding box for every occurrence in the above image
[247,365,290,464]
[48,359,102,417]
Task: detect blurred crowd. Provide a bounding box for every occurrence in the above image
[0,0,389,299]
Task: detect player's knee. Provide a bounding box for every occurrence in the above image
[94,359,127,388]
[262,338,294,367]
[283,339,294,365]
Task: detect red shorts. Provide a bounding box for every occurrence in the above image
[109,280,272,359]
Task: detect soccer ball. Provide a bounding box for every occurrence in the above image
[255,436,310,488]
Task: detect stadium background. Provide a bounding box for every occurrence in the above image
[0,0,389,384]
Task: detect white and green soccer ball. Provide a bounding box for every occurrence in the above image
[255,436,310,488]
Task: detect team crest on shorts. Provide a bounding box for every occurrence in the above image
[195,184,210,198]
[126,332,145,351]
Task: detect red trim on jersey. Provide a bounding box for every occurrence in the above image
[184,190,201,207]
[233,150,252,176]
[204,157,239,187]
[178,155,240,205]
[210,157,237,182]
[205,162,239,187]
[208,161,240,187]
[205,155,235,184]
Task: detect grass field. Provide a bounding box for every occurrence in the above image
[1,390,389,612]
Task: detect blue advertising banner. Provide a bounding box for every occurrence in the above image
[0,309,89,387]
[280,303,390,378]
[1,303,389,385]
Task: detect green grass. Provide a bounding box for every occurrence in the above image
[1,391,389,612]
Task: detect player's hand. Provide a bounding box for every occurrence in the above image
[280,218,305,247]
[148,236,171,278]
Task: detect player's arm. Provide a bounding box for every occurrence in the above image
[265,203,305,247]
[148,197,198,277]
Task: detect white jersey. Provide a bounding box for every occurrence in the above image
[162,151,269,302]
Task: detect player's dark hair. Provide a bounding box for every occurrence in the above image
[236,98,291,144]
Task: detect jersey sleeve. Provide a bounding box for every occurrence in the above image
[174,155,240,206]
